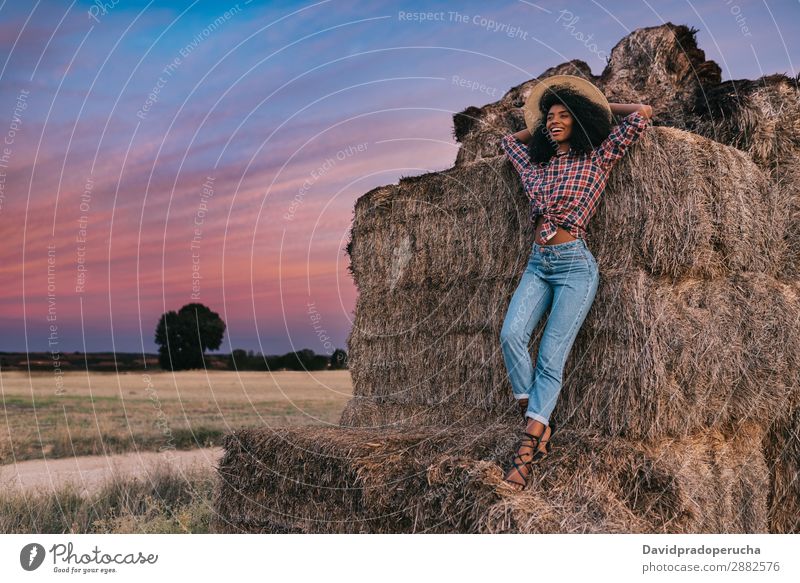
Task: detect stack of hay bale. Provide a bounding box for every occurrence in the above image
[687,72,800,535]
[214,23,800,534]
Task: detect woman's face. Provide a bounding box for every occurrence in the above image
[546,103,573,144]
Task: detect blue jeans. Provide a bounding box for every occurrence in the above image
[500,237,600,425]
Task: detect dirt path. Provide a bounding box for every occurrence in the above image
[0,447,222,494]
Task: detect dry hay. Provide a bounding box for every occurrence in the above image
[689,73,800,279]
[679,62,800,531]
[689,73,800,171]
[555,269,800,439]
[592,127,787,280]
[344,262,800,439]
[212,421,767,534]
[763,406,800,534]
[347,127,786,293]
[346,159,528,289]
[597,24,721,128]
[776,160,800,279]
[339,399,518,429]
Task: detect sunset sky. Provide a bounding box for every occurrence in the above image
[1,0,797,355]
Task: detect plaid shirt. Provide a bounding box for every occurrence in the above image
[501,110,651,243]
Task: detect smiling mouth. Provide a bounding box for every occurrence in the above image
[550,128,564,136]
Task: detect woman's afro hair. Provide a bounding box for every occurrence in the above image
[527,84,613,165]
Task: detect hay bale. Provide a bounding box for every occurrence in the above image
[346,168,527,289]
[676,56,800,535]
[764,406,800,534]
[688,74,800,279]
[594,127,787,280]
[775,161,800,279]
[597,24,721,128]
[555,269,800,439]
[347,128,785,292]
[689,73,800,171]
[212,421,767,533]
[339,399,515,430]
[343,266,800,439]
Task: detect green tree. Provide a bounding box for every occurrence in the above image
[154,303,226,371]
[230,348,248,370]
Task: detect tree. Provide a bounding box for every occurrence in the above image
[330,348,348,369]
[154,303,226,371]
[285,348,316,370]
[230,348,248,370]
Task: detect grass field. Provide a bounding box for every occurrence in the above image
[0,462,216,533]
[0,370,352,464]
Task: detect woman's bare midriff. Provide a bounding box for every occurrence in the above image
[534,215,577,245]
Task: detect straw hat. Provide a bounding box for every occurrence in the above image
[523,74,612,132]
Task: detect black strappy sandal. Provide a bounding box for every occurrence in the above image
[531,420,557,464]
[502,428,545,491]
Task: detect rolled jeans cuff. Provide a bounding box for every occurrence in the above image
[525,412,549,425]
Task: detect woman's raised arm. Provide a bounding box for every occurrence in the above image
[501,125,536,176]
[511,127,533,142]
[609,102,653,119]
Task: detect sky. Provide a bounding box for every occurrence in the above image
[0,0,798,356]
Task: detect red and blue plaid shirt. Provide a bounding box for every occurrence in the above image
[501,110,651,243]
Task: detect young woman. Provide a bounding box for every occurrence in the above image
[498,79,653,491]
